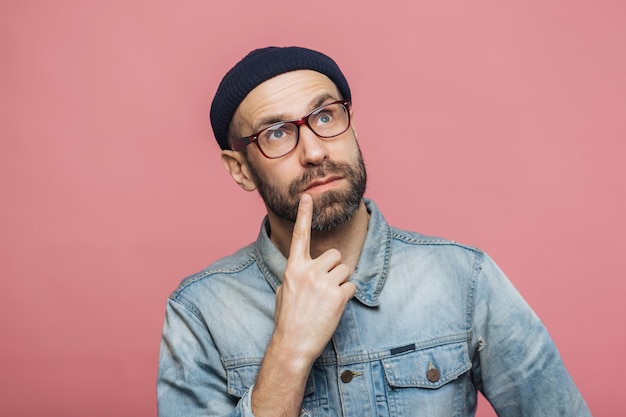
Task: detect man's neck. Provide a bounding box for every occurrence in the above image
[268,201,370,272]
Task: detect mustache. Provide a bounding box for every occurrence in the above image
[288,160,354,196]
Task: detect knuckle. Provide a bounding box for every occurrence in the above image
[283,265,298,280]
[332,263,350,279]
[283,264,311,283]
[337,263,350,274]
[342,282,357,298]
[321,248,342,262]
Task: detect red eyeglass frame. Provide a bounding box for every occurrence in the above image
[230,99,352,159]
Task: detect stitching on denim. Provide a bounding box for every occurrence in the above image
[253,248,281,291]
[354,224,393,306]
[333,332,471,366]
[220,332,472,370]
[466,249,483,332]
[168,295,205,324]
[171,254,257,298]
[391,230,482,255]
[221,356,264,368]
[372,225,393,299]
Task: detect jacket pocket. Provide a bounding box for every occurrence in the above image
[380,341,472,415]
[382,340,471,389]
[225,361,261,398]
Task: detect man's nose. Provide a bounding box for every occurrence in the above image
[297,125,328,166]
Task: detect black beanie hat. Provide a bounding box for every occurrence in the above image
[210,46,352,151]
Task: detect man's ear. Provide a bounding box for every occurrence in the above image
[221,150,257,192]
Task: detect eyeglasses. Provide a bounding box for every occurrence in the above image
[231,100,352,159]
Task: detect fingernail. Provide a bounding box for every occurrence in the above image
[300,194,312,204]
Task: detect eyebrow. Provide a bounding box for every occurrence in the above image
[252,93,338,133]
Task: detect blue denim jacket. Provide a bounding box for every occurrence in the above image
[157,199,590,416]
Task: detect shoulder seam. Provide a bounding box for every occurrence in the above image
[391,230,482,254]
[171,255,257,298]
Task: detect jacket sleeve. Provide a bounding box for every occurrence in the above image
[470,252,591,416]
[157,296,255,417]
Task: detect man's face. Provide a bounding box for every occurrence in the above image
[231,70,367,231]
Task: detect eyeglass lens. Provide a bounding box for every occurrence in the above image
[257,101,350,158]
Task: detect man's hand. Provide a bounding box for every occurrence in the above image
[273,193,357,362]
[252,194,356,417]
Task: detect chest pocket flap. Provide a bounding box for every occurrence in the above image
[382,341,471,389]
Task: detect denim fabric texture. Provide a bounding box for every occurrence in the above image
[157,199,590,417]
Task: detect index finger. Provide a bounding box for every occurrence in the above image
[289,193,313,260]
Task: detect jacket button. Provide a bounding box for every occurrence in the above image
[340,370,364,383]
[427,368,440,382]
[341,370,354,383]
[427,361,440,383]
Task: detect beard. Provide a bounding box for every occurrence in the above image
[248,150,367,231]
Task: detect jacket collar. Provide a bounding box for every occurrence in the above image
[255,199,391,307]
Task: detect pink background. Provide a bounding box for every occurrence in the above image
[1,1,624,416]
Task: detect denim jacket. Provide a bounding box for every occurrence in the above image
[157,199,590,417]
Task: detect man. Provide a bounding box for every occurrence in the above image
[157,46,590,417]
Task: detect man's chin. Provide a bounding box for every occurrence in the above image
[310,193,361,231]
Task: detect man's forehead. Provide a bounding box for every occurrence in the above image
[235,70,342,127]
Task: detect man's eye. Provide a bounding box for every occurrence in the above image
[262,124,288,142]
[269,130,285,140]
[315,113,333,126]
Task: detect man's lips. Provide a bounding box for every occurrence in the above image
[302,175,343,193]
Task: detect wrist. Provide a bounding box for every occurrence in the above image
[265,333,316,375]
